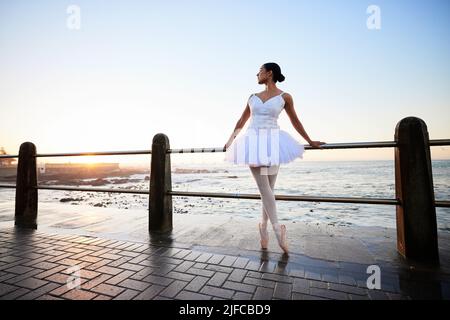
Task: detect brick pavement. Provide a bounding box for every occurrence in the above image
[1,227,449,300]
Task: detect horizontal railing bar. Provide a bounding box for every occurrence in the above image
[2,184,448,207]
[34,185,149,195]
[429,139,450,146]
[436,200,450,208]
[169,141,398,153]
[0,184,17,189]
[168,190,400,205]
[0,139,448,158]
[36,150,152,157]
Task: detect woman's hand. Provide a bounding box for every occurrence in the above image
[224,141,232,150]
[309,140,327,149]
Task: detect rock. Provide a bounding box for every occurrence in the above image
[60,197,84,203]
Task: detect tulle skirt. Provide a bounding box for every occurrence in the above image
[224,127,305,166]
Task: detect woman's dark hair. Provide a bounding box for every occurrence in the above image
[263,62,285,83]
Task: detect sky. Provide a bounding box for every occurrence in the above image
[1,0,449,166]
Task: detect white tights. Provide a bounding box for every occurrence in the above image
[249,165,281,233]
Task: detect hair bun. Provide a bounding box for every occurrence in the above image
[278,73,285,82]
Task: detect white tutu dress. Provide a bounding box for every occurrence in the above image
[224,91,305,166]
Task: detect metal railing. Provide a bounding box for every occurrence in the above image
[1,116,449,264]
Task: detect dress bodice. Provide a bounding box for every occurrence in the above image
[247,92,286,129]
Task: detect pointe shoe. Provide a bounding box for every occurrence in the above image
[274,224,289,254]
[258,223,269,250]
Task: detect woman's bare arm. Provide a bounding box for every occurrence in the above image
[283,93,313,143]
[224,96,252,150]
[283,93,326,148]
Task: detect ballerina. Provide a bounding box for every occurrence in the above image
[224,62,326,254]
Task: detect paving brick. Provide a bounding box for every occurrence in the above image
[96,266,123,276]
[338,274,357,286]
[304,270,322,281]
[207,254,225,265]
[244,261,261,271]
[91,283,125,297]
[106,270,135,285]
[289,268,305,278]
[228,269,247,283]
[174,261,195,273]
[243,276,276,289]
[349,293,370,300]
[142,274,174,286]
[246,271,262,279]
[159,280,188,298]
[309,287,349,300]
[259,260,277,273]
[0,287,30,299]
[82,274,113,290]
[261,273,293,283]
[232,257,250,269]
[273,282,292,299]
[62,289,98,300]
[175,290,212,300]
[200,285,234,299]
[93,294,112,300]
[184,251,203,261]
[108,257,133,268]
[367,290,390,300]
[165,271,196,282]
[329,282,368,296]
[222,280,256,294]
[185,275,209,292]
[152,264,177,276]
[0,284,22,297]
[195,253,213,263]
[4,269,43,284]
[45,273,71,285]
[292,292,329,300]
[293,278,310,294]
[114,289,140,300]
[118,278,151,291]
[207,272,229,287]
[14,277,48,290]
[253,286,273,300]
[172,249,192,260]
[17,282,60,300]
[233,292,252,300]
[205,264,234,274]
[220,256,238,267]
[30,261,59,270]
[134,284,165,300]
[186,267,215,278]
[4,265,35,274]
[80,256,102,263]
[118,263,145,272]
[129,267,154,281]
[118,251,141,258]
[33,265,68,280]
[84,259,113,271]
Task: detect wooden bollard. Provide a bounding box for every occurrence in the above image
[394,117,439,264]
[149,133,173,233]
[15,142,38,229]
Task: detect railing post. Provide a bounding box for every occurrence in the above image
[394,117,439,264]
[149,133,173,233]
[15,142,38,229]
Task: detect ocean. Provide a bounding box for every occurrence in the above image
[0,160,449,231]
